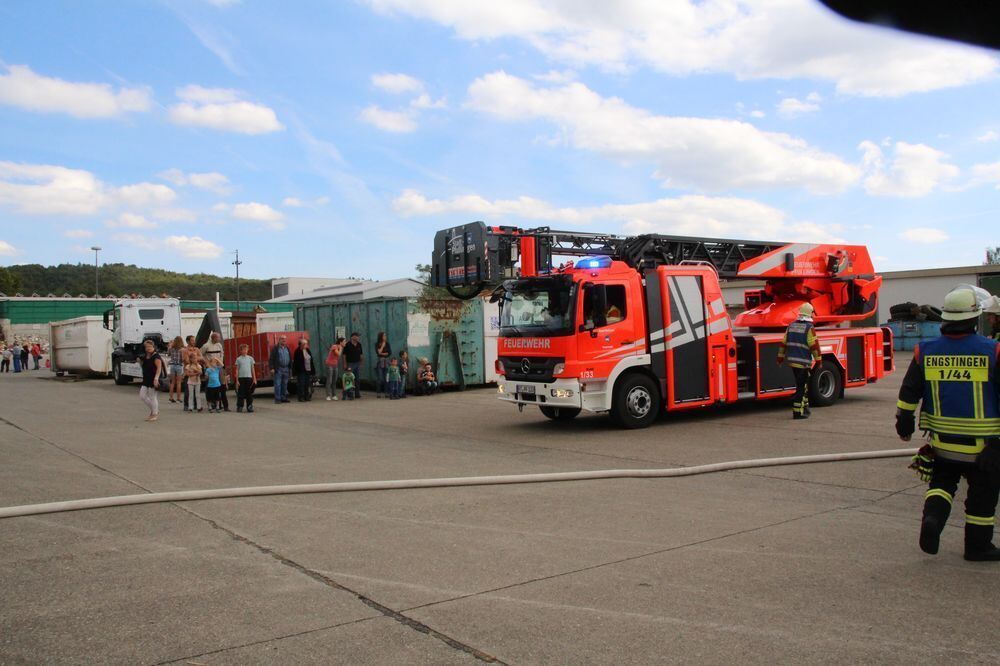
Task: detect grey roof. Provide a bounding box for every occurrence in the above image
[267,278,423,303]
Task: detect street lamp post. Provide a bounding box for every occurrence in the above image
[90,246,102,298]
[232,249,242,312]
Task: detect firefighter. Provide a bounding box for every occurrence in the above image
[777,303,822,419]
[896,287,1000,561]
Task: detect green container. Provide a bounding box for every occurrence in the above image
[295,297,488,389]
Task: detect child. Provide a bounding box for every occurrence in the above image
[184,361,204,412]
[398,350,409,398]
[234,343,257,413]
[418,362,438,395]
[205,357,223,413]
[386,357,402,399]
[341,366,356,401]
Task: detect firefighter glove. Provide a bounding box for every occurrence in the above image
[976,441,1000,483]
[909,444,934,483]
[895,408,915,441]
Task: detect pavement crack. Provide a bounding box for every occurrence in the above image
[175,504,507,664]
[149,616,380,665]
[0,415,152,494]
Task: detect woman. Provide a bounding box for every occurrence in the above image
[139,339,163,422]
[167,336,185,404]
[374,331,391,398]
[325,337,345,401]
[292,338,315,402]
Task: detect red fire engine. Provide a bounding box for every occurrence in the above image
[432,223,894,428]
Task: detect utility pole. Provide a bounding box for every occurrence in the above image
[232,249,242,312]
[90,246,102,298]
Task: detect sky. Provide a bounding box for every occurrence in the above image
[0,0,999,282]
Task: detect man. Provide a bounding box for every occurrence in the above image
[896,287,1000,561]
[342,332,364,399]
[201,332,229,411]
[989,311,1000,342]
[269,335,292,403]
[776,303,822,419]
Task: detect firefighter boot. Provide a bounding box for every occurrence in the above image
[919,495,951,555]
[964,522,1000,561]
[792,399,809,420]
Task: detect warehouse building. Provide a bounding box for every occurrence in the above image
[268,277,423,304]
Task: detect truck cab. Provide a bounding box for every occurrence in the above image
[103,298,181,385]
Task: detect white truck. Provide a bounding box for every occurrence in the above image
[102,298,182,386]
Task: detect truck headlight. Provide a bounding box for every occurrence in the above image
[553,363,565,376]
[550,388,574,398]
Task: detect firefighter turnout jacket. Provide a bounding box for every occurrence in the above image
[897,333,1000,462]
[777,317,821,368]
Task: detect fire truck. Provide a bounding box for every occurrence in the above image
[432,222,894,428]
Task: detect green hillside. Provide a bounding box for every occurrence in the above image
[0,263,270,301]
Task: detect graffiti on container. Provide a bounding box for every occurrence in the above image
[418,298,470,323]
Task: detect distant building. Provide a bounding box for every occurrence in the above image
[271,277,362,300]
[267,278,424,304]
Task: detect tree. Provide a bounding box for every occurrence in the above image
[987,246,1000,265]
[0,266,21,294]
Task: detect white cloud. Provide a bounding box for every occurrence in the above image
[168,85,283,134]
[410,93,447,109]
[115,183,177,207]
[366,0,997,97]
[899,227,949,244]
[281,196,329,208]
[0,161,180,217]
[64,229,94,238]
[750,110,765,118]
[859,140,959,197]
[105,212,157,229]
[372,73,424,94]
[158,168,231,194]
[113,232,224,259]
[164,235,224,259]
[466,72,859,193]
[967,161,1000,189]
[230,201,285,229]
[976,130,999,143]
[533,69,577,84]
[360,104,417,133]
[0,64,151,118]
[393,189,844,242]
[777,93,820,117]
[0,240,18,256]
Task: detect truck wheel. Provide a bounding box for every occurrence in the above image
[611,373,660,429]
[809,360,842,407]
[113,359,132,385]
[540,406,581,421]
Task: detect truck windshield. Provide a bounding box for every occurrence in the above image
[500,277,576,337]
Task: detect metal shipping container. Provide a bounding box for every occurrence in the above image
[295,297,493,389]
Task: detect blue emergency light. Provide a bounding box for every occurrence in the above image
[579,256,612,269]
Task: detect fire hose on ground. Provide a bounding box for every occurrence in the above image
[0,448,917,520]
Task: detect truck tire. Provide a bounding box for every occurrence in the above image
[540,405,581,421]
[809,360,841,407]
[113,358,132,385]
[611,373,660,429]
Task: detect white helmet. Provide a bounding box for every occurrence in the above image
[798,303,815,318]
[941,287,982,321]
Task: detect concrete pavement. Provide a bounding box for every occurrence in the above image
[1,357,999,663]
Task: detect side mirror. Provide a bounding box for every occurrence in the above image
[102,309,112,330]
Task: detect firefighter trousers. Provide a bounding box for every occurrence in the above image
[924,459,1000,550]
[791,367,811,416]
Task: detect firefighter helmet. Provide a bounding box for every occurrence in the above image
[798,303,815,318]
[941,288,982,321]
